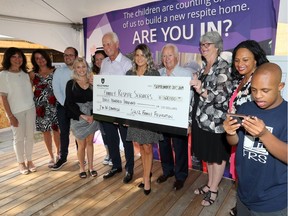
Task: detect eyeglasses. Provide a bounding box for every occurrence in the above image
[200,43,214,48]
[63,54,75,57]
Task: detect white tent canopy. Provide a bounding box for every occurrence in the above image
[0,0,286,55]
[0,0,159,54]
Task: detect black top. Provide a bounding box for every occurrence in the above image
[65,79,93,120]
[126,69,159,76]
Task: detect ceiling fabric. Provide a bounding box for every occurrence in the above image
[0,0,159,54]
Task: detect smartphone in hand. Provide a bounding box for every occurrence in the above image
[227,113,247,124]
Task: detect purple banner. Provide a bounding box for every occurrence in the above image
[84,0,279,60]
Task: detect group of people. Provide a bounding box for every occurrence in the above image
[0,30,286,215]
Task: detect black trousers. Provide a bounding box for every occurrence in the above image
[56,104,70,160]
[158,133,188,181]
[102,122,134,173]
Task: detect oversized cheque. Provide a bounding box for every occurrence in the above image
[93,75,191,135]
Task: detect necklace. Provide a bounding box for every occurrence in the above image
[39,68,52,78]
[8,68,21,73]
[136,66,147,76]
[77,78,89,89]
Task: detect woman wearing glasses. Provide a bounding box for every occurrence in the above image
[190,31,233,206]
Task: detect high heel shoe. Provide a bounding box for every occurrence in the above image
[138,172,152,188]
[144,188,151,195]
[143,178,151,195]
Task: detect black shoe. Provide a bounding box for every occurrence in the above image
[144,188,151,195]
[144,178,151,195]
[103,168,122,179]
[89,170,98,177]
[123,172,133,184]
[138,173,152,188]
[230,206,237,216]
[51,158,67,171]
[156,173,174,183]
[138,182,144,188]
[173,180,184,190]
[79,171,87,179]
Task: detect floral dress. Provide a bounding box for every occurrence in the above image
[33,72,58,132]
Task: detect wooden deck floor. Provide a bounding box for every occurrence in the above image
[0,130,236,216]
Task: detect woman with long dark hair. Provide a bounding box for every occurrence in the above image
[30,49,60,168]
[126,44,163,195]
[0,47,36,174]
[228,40,269,216]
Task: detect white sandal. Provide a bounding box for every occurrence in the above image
[55,155,60,163]
[48,158,55,168]
[28,161,37,172]
[19,163,29,175]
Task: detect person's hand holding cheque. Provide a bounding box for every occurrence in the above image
[190,73,202,94]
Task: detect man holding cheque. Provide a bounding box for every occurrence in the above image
[223,63,287,215]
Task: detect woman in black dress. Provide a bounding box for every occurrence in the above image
[190,31,233,206]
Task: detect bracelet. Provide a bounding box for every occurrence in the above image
[200,88,205,95]
[8,114,14,118]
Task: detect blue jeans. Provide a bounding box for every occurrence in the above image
[56,104,70,160]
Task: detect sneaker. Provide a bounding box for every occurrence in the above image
[102,155,110,165]
[230,206,237,216]
[51,158,67,170]
[108,159,113,166]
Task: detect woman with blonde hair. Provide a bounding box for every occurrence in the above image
[65,57,99,178]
